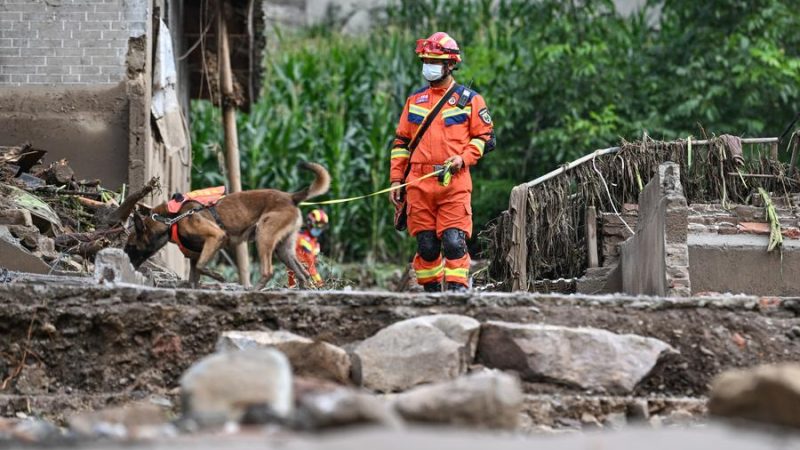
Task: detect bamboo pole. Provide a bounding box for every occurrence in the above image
[523,137,779,191]
[218,1,251,288]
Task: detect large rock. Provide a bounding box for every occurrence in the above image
[180,348,293,427]
[477,322,675,393]
[216,330,351,384]
[68,401,172,440]
[352,314,480,392]
[393,370,523,429]
[296,386,403,430]
[709,363,800,428]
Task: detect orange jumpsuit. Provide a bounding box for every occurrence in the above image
[287,230,323,287]
[391,82,495,286]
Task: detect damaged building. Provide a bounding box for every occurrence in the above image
[488,135,800,297]
[0,0,266,274]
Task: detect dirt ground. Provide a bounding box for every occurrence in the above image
[0,281,798,415]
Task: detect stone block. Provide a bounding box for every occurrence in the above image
[180,348,293,427]
[94,248,151,286]
[0,209,32,227]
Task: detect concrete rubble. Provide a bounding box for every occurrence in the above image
[94,248,153,286]
[0,280,799,445]
[0,150,176,284]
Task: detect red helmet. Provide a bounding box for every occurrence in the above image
[307,209,329,228]
[415,32,461,63]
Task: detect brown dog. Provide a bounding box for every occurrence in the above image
[124,162,331,289]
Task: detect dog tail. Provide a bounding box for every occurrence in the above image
[291,161,331,205]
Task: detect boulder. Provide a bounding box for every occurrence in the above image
[709,363,800,428]
[296,384,402,430]
[352,314,480,392]
[180,348,293,427]
[393,370,523,429]
[217,330,351,384]
[477,321,675,393]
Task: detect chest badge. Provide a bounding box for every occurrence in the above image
[416,94,429,104]
[448,97,457,105]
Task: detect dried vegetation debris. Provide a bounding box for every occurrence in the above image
[0,143,161,276]
[484,135,799,286]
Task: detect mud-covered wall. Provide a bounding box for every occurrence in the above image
[0,83,130,188]
[621,163,690,297]
[621,166,668,295]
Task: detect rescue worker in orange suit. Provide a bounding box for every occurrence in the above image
[389,32,496,293]
[287,209,328,288]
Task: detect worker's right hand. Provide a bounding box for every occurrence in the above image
[390,182,403,206]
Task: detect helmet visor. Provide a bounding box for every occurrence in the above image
[415,39,459,56]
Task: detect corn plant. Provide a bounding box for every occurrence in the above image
[192,0,800,265]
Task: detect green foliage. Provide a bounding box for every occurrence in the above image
[191,0,800,264]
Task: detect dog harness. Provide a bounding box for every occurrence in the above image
[165,186,227,256]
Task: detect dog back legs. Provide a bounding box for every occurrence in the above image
[254,210,301,290]
[277,237,310,289]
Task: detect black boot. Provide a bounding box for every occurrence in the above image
[423,281,442,293]
[446,282,468,293]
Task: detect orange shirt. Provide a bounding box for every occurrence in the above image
[390,82,495,182]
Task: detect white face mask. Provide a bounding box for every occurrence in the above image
[422,63,445,82]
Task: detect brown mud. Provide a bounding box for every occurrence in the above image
[0,282,798,420]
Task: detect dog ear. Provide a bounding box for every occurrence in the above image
[132,211,145,234]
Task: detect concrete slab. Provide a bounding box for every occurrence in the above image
[689,234,800,296]
[0,226,50,274]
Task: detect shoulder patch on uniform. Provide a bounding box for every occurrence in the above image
[479,107,492,124]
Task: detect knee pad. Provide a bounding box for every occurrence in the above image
[442,228,467,260]
[416,231,441,261]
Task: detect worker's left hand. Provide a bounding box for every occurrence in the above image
[444,155,464,173]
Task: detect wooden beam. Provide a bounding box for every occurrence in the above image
[789,134,799,177]
[586,206,599,268]
[218,0,251,288]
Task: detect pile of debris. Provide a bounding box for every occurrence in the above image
[0,313,681,443]
[5,310,799,445]
[0,143,161,278]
